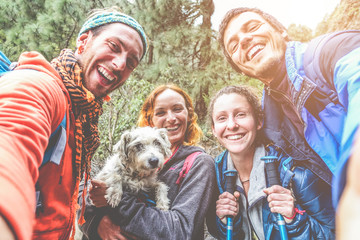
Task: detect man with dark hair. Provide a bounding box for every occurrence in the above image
[0,7,147,240]
[217,5,360,222]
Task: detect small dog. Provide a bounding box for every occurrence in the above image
[94,126,172,210]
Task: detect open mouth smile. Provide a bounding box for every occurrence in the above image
[97,66,116,85]
[166,126,180,132]
[226,134,245,140]
[247,44,265,61]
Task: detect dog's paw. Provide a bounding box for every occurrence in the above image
[105,190,123,208]
[156,197,170,211]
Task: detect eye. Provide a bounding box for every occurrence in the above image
[135,143,143,151]
[174,107,183,113]
[155,111,165,117]
[228,41,239,54]
[153,139,161,147]
[216,115,227,122]
[236,112,246,118]
[108,41,120,52]
[127,57,137,71]
[248,22,263,32]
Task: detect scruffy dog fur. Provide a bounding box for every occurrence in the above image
[94,126,172,210]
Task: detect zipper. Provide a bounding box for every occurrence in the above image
[265,86,305,125]
[245,196,265,240]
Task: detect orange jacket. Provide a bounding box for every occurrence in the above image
[0,52,77,239]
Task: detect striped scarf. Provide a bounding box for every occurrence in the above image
[51,49,103,236]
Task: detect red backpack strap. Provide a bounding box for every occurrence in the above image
[176,151,202,185]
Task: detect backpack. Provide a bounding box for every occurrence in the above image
[1,50,68,210]
[303,30,360,121]
[1,50,67,167]
[141,151,202,207]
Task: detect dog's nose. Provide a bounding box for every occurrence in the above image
[149,157,159,168]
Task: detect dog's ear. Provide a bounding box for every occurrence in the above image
[158,128,172,157]
[114,130,132,157]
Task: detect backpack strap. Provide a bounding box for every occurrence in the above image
[0,51,11,76]
[176,151,202,185]
[36,111,67,212]
[42,113,67,167]
[303,30,360,120]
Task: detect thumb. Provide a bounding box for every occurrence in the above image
[91,179,106,188]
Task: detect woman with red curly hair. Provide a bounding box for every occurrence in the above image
[82,84,217,240]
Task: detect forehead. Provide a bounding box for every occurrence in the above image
[155,89,186,106]
[213,93,252,112]
[98,23,143,58]
[224,12,270,41]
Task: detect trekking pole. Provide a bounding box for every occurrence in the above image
[261,156,288,240]
[224,170,237,240]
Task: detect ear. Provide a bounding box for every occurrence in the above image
[114,130,131,157]
[257,120,263,131]
[281,31,288,39]
[76,31,93,51]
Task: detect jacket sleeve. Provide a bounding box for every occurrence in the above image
[0,70,66,240]
[282,166,335,239]
[83,154,216,240]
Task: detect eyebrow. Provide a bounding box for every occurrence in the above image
[226,19,262,48]
[117,38,140,63]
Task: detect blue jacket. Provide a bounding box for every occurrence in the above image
[262,31,360,207]
[209,146,335,240]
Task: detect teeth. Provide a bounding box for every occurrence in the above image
[227,134,244,140]
[166,126,179,132]
[247,45,264,60]
[98,66,115,82]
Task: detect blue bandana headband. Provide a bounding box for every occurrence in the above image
[78,12,147,59]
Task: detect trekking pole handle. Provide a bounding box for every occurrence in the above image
[224,170,237,240]
[262,156,288,240]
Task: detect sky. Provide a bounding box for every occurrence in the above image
[211,0,341,31]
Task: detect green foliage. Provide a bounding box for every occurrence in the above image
[287,24,313,42]
[94,77,154,161]
[315,0,360,36]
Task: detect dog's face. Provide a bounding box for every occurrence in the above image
[114,127,172,176]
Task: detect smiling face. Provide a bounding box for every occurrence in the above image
[152,89,189,150]
[223,12,286,84]
[212,93,262,156]
[76,23,143,98]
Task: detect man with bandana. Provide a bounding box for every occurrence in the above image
[0,7,147,240]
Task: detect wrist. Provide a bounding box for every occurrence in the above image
[283,207,306,221]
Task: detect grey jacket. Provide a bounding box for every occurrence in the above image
[80,145,216,240]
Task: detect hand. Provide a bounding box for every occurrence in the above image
[337,131,360,240]
[98,215,126,240]
[89,179,108,207]
[216,191,240,224]
[263,185,294,223]
[98,215,138,240]
[0,215,15,240]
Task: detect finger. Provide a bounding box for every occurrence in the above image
[91,179,107,188]
[216,197,238,208]
[219,192,237,202]
[267,192,293,203]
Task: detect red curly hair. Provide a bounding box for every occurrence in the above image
[137,84,203,146]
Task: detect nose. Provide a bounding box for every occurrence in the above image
[148,157,159,168]
[239,33,252,50]
[113,54,126,71]
[226,117,239,130]
[166,111,176,122]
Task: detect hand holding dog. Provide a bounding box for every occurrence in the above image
[216,191,240,224]
[90,179,109,208]
[263,185,294,223]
